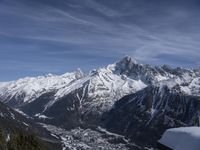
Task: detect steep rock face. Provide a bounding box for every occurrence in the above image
[104,85,200,147]
[114,57,184,84]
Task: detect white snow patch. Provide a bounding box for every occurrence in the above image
[159,127,200,150]
[6,134,10,142]
[22,122,29,127]
[180,86,191,95]
[10,113,15,120]
[35,113,51,119]
[14,109,29,117]
[51,133,59,139]
[0,112,4,117]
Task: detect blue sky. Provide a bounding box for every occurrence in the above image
[0,0,200,81]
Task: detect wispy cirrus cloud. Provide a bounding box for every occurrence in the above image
[0,0,200,81]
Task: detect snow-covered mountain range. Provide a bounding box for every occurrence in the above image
[0,57,199,115]
[0,56,199,149]
[0,70,84,104]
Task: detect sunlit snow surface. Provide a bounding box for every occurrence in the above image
[159,127,200,150]
[157,73,200,96]
[0,70,84,103]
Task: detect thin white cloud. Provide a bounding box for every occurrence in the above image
[0,0,199,69]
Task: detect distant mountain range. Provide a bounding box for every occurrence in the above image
[0,56,199,149]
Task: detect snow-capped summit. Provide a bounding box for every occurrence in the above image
[114,56,138,74]
[116,56,138,69]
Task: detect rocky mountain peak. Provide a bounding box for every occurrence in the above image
[114,56,139,74]
[117,56,138,67]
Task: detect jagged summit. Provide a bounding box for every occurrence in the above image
[115,56,138,70]
[119,56,138,65]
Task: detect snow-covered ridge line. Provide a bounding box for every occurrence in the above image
[0,69,85,104]
[155,73,200,96]
[0,56,199,117]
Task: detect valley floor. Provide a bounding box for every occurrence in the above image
[41,124,149,150]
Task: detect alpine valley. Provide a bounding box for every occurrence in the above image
[0,56,200,150]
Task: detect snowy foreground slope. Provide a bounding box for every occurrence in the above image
[159,127,200,150]
[0,56,200,149]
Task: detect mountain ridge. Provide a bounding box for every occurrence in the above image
[0,56,199,149]
[0,56,199,119]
